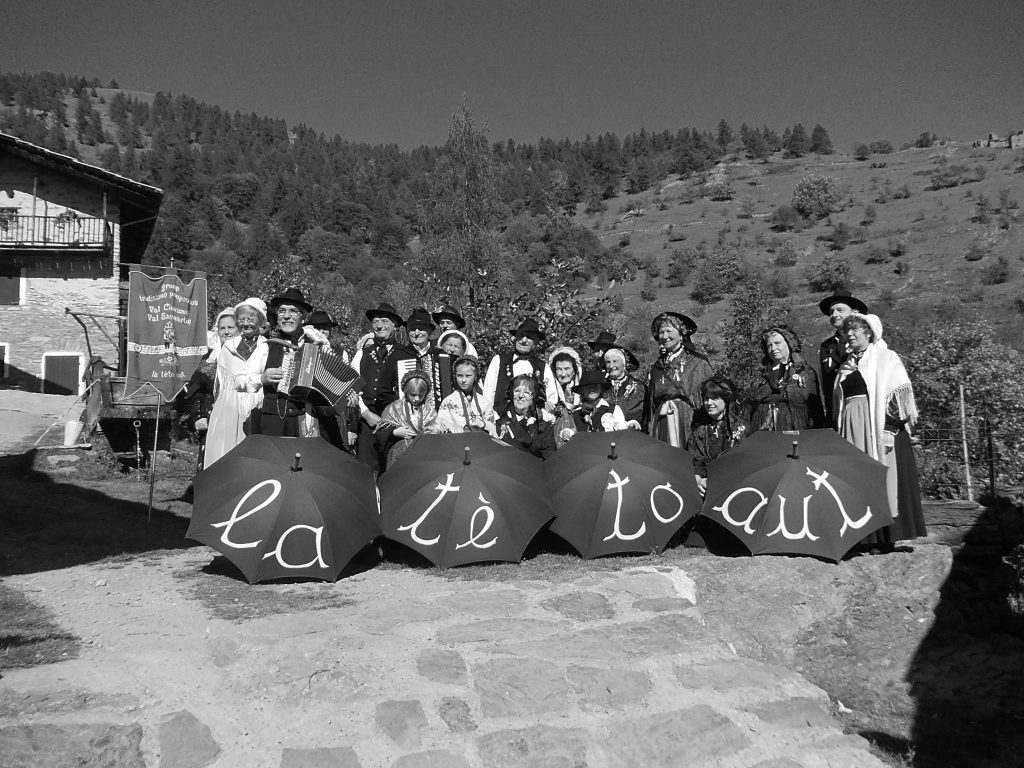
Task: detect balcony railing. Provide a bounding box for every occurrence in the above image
[0,214,112,250]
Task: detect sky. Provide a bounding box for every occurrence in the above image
[4,0,1023,150]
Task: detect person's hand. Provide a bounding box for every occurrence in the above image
[262,367,284,385]
[882,430,896,454]
[695,475,707,497]
[559,428,576,442]
[194,418,208,432]
[346,390,361,408]
[362,411,381,428]
[625,420,640,430]
[347,431,358,446]
[393,426,415,438]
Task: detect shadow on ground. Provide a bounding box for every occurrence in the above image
[887,501,1024,767]
[0,450,195,578]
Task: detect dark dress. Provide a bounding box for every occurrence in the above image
[179,360,217,469]
[818,335,845,428]
[747,361,824,433]
[607,374,647,430]
[645,349,713,446]
[495,412,556,459]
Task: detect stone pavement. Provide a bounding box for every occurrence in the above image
[0,547,901,768]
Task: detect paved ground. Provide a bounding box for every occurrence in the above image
[0,390,82,454]
[0,546,897,768]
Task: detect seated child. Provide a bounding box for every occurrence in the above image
[495,373,557,459]
[686,377,746,497]
[559,369,630,442]
[437,355,496,434]
[374,369,440,469]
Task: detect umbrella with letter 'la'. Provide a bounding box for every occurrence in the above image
[542,429,703,558]
[188,435,380,583]
[700,429,893,562]
[377,431,555,568]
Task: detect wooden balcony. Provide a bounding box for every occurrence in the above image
[0,214,112,252]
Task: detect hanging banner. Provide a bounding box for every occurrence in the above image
[125,270,208,402]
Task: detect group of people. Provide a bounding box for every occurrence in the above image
[182,286,924,551]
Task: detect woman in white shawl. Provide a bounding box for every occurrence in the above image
[548,346,582,445]
[834,313,925,546]
[203,297,270,469]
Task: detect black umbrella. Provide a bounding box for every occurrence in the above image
[188,435,380,582]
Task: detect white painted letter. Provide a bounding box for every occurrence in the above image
[650,482,684,524]
[806,467,872,535]
[455,492,498,550]
[766,494,819,541]
[711,487,767,534]
[260,525,328,569]
[603,469,646,542]
[211,479,280,549]
[398,473,460,546]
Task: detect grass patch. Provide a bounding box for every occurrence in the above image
[0,583,79,669]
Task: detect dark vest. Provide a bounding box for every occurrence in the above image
[493,351,546,414]
[260,332,306,418]
[359,340,416,416]
[818,335,844,426]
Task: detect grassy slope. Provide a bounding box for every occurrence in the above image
[577,145,1024,353]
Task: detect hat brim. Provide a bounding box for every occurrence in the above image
[819,295,868,315]
[269,296,313,314]
[651,312,698,339]
[432,312,465,329]
[366,309,405,326]
[512,328,545,341]
[604,346,640,369]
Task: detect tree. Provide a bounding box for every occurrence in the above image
[869,139,894,154]
[853,143,871,161]
[719,278,786,394]
[804,252,850,292]
[914,131,937,149]
[784,123,810,157]
[716,119,733,150]
[791,174,842,219]
[810,124,833,154]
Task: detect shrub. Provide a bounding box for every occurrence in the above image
[861,204,877,225]
[826,222,852,250]
[804,252,850,292]
[982,255,1010,285]
[773,240,799,267]
[618,233,632,248]
[853,143,871,161]
[768,269,792,298]
[705,178,735,201]
[738,198,756,219]
[791,174,842,219]
[964,238,990,262]
[869,139,894,154]
[666,247,697,287]
[690,246,745,304]
[639,277,658,302]
[865,245,890,265]
[584,196,607,214]
[893,183,912,200]
[770,204,802,231]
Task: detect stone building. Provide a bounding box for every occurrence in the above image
[0,132,162,393]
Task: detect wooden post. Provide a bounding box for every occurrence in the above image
[959,384,973,501]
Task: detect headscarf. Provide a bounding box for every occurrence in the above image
[438,329,478,359]
[835,313,918,461]
[234,297,268,322]
[603,348,628,380]
[548,346,582,406]
[206,307,237,363]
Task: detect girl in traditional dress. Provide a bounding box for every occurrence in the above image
[835,313,925,546]
[436,356,496,434]
[375,369,440,469]
[495,374,557,459]
[687,377,746,497]
[747,326,824,433]
[645,312,713,447]
[565,369,629,437]
[203,298,269,468]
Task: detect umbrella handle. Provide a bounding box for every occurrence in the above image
[790,441,799,460]
[292,453,302,471]
[463,447,471,466]
[609,442,617,460]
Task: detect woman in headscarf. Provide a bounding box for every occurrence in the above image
[602,344,646,431]
[180,308,238,468]
[747,325,824,432]
[203,298,270,468]
[548,346,582,446]
[835,313,925,546]
[645,312,713,447]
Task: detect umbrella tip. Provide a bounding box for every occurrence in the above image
[790,441,799,460]
[463,446,471,466]
[609,442,617,460]
[292,452,302,471]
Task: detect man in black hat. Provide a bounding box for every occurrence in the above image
[482,317,559,414]
[251,287,329,438]
[350,302,416,473]
[431,303,466,333]
[818,290,868,427]
[405,307,452,409]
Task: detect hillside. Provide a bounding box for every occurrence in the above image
[578,145,1024,356]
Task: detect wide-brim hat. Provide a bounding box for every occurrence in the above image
[512,317,545,341]
[819,290,868,316]
[588,330,618,353]
[406,307,436,332]
[365,302,405,326]
[573,368,610,394]
[269,287,313,314]
[307,310,337,328]
[650,311,698,340]
[431,303,466,329]
[603,344,640,371]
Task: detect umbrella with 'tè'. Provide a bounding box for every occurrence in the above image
[701,429,892,562]
[543,429,703,558]
[188,435,380,582]
[378,431,555,568]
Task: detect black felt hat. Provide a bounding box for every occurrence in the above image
[431,303,466,329]
[365,302,405,326]
[406,307,436,331]
[269,287,313,314]
[588,330,618,354]
[512,317,545,341]
[573,368,611,394]
[819,290,868,316]
[307,310,338,328]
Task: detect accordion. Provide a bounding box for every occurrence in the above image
[397,353,453,407]
[269,339,364,407]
